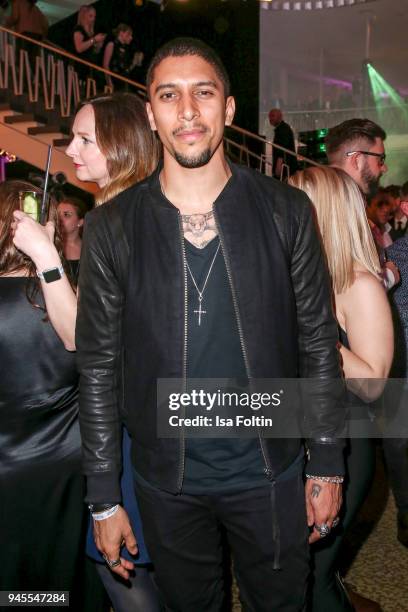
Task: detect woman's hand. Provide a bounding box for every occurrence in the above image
[12,210,78,351]
[94,33,106,44]
[12,210,58,270]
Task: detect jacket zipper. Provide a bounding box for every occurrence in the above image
[177,212,188,492]
[213,205,274,480]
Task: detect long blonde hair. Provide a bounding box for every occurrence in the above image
[289,166,381,294]
[77,5,95,35]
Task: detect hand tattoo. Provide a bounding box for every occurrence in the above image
[311,484,322,498]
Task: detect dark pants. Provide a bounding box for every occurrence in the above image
[383,437,408,513]
[310,438,376,612]
[134,472,309,612]
[95,563,161,612]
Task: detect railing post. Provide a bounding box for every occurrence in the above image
[57,59,68,117]
[5,43,18,93]
[47,51,58,110]
[85,77,97,99]
[17,48,32,97]
[0,30,6,63]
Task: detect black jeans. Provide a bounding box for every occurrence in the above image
[310,438,376,612]
[134,472,309,612]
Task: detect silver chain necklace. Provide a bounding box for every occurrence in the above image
[159,172,220,326]
[185,242,220,326]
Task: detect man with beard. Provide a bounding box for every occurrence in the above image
[326,118,399,289]
[325,118,387,199]
[76,38,346,611]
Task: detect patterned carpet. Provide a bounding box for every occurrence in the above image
[343,450,408,612]
[231,449,408,611]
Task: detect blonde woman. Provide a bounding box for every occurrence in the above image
[289,166,393,612]
[72,5,106,80]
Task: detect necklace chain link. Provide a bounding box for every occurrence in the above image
[159,172,220,326]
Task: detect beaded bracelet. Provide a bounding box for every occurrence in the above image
[305,474,344,484]
[92,504,119,521]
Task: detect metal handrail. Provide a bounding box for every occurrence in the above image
[0,26,147,93]
[0,27,319,174]
[228,123,320,168]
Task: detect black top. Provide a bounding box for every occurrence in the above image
[183,237,269,493]
[67,259,80,286]
[0,278,86,598]
[72,24,101,80]
[107,36,133,75]
[273,120,298,177]
[73,25,96,62]
[387,237,408,377]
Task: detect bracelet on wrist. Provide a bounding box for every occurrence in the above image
[88,502,116,513]
[92,504,119,521]
[305,474,344,484]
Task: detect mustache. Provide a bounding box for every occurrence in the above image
[172,124,209,137]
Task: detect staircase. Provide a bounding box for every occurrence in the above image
[0,101,93,191]
[0,27,309,192]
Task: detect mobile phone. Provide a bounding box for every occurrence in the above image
[19,191,41,222]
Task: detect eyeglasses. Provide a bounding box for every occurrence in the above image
[346,150,386,166]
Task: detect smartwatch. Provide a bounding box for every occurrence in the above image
[37,265,64,283]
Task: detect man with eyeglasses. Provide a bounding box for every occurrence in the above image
[325,118,387,199]
[326,118,399,289]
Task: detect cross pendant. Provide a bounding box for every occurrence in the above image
[194,299,207,326]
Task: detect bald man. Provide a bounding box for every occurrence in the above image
[268,108,297,179]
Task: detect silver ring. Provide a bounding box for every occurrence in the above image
[315,522,331,538]
[332,517,340,528]
[103,555,121,568]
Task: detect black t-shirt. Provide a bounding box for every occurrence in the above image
[273,120,298,176]
[72,25,101,78]
[183,237,266,494]
[108,37,133,75]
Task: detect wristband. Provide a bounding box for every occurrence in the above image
[92,504,119,521]
[305,474,344,484]
[88,502,116,513]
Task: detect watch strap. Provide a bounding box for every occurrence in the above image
[36,265,64,283]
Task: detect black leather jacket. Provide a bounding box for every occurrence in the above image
[76,164,345,503]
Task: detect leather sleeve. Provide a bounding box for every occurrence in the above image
[290,193,346,476]
[76,209,124,504]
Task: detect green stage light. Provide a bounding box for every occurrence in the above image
[367,63,406,112]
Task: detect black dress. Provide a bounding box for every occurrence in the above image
[310,328,376,611]
[0,278,92,607]
[67,259,80,287]
[72,25,100,81]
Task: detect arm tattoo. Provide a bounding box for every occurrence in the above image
[311,484,322,498]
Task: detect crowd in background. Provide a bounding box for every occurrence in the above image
[0,10,407,609]
[71,4,145,87]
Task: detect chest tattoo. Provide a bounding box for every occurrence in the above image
[181,210,218,249]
